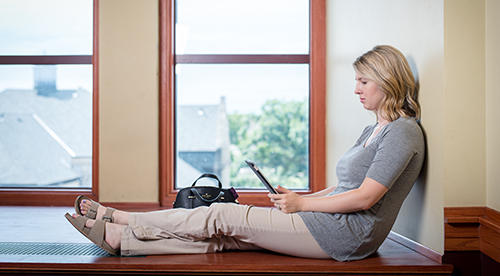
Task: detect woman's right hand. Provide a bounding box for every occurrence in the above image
[268,186,305,213]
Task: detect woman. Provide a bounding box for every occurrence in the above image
[66,45,425,261]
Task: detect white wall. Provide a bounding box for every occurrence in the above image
[486,0,500,211]
[326,0,445,252]
[443,0,486,207]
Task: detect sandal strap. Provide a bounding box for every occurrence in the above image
[88,219,105,246]
[102,208,115,223]
[86,200,100,220]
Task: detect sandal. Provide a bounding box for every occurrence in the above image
[74,195,115,223]
[64,213,120,256]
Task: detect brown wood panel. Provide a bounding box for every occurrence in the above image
[309,0,327,197]
[444,206,500,264]
[0,55,92,64]
[176,54,309,63]
[0,189,95,206]
[486,207,500,223]
[158,0,176,207]
[480,240,500,265]
[480,217,500,234]
[444,207,485,218]
[444,223,479,238]
[480,226,500,263]
[444,216,479,224]
[0,241,453,276]
[481,209,500,234]
[445,237,479,251]
[92,0,100,200]
[0,250,453,276]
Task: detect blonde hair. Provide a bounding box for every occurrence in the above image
[353,45,420,121]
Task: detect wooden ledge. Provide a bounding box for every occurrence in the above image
[0,206,452,275]
[445,216,479,224]
[0,237,452,275]
[444,206,500,263]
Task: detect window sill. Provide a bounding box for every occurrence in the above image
[0,189,95,206]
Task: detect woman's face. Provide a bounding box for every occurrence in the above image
[354,73,385,112]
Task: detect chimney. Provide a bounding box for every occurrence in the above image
[34,65,57,97]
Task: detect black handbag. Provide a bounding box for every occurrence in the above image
[173,173,239,209]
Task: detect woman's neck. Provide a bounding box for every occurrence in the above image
[376,112,391,127]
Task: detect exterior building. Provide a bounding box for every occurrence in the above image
[0,65,92,187]
[176,97,231,188]
[0,66,231,188]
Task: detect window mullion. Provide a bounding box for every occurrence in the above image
[160,0,326,208]
[175,55,309,64]
[0,56,92,65]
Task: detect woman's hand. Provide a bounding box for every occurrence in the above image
[268,186,305,213]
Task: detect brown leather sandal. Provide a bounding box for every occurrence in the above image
[74,195,115,223]
[64,213,120,256]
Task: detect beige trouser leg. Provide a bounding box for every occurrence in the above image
[120,203,330,259]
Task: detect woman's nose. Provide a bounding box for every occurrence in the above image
[354,83,362,94]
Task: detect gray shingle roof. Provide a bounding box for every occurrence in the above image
[0,89,91,186]
[0,113,80,186]
[0,89,92,156]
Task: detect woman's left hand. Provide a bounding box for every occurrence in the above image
[268,186,304,213]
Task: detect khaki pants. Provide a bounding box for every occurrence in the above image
[121,203,330,259]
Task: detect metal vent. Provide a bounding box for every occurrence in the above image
[0,242,112,256]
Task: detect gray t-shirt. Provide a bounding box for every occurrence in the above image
[298,117,425,261]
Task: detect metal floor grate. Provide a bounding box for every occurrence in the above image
[0,242,112,256]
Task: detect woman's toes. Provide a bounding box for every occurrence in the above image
[79,200,91,215]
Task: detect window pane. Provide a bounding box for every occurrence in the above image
[0,0,93,55]
[175,64,309,189]
[175,0,309,54]
[0,65,92,187]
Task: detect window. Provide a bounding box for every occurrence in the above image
[0,0,97,204]
[160,0,326,206]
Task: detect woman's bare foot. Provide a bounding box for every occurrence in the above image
[79,199,130,225]
[72,213,121,250]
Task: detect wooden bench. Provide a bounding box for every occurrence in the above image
[0,233,453,275]
[0,206,453,275]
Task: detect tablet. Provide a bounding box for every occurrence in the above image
[245,160,278,194]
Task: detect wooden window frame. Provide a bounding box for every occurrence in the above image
[0,0,99,206]
[159,0,326,207]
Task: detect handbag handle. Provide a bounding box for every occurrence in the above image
[191,173,223,188]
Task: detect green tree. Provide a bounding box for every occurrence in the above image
[228,99,309,189]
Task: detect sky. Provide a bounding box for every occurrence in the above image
[0,0,93,93]
[175,0,310,114]
[0,0,309,114]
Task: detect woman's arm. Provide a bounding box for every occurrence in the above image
[300,186,336,198]
[269,177,388,214]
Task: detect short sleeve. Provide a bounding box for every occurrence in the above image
[365,123,420,189]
